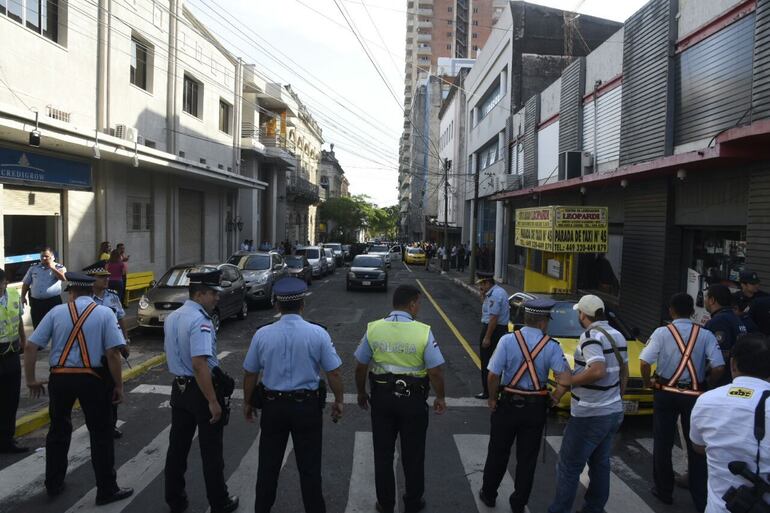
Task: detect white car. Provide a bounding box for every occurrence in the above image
[367,244,391,268]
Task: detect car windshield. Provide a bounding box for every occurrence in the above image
[407,248,424,254]
[353,256,383,268]
[157,267,193,287]
[325,243,342,251]
[546,303,585,338]
[297,248,319,259]
[325,249,333,257]
[243,255,270,270]
[226,254,243,265]
[285,257,304,269]
[369,245,388,253]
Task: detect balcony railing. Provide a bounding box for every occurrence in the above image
[287,173,320,204]
[241,122,297,155]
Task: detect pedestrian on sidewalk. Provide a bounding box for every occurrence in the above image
[548,295,628,513]
[20,247,67,328]
[475,272,510,400]
[243,277,344,513]
[24,272,132,505]
[457,244,466,273]
[83,262,131,440]
[163,268,239,513]
[0,268,28,454]
[97,241,111,261]
[354,284,447,513]
[106,251,127,308]
[639,293,724,511]
[479,299,571,513]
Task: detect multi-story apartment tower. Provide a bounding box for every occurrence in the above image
[399,0,507,239]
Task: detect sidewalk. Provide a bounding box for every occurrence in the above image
[436,265,520,298]
[15,301,165,437]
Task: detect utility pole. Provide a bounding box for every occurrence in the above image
[443,158,450,253]
[468,160,479,285]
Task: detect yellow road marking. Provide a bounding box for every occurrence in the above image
[416,278,481,369]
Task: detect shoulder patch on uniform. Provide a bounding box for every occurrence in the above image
[200,324,212,333]
[727,387,754,399]
[714,331,725,343]
[308,321,328,331]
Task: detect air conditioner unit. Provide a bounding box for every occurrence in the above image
[115,124,139,143]
[558,151,583,181]
[505,174,522,190]
[581,151,594,175]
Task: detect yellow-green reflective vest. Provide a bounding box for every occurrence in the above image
[366,318,430,377]
[0,288,21,343]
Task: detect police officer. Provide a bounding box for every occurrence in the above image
[83,261,130,439]
[20,247,67,328]
[354,284,447,513]
[0,267,28,453]
[704,284,747,387]
[732,270,767,313]
[163,268,238,513]
[243,277,344,513]
[476,271,510,399]
[23,272,132,504]
[479,299,571,513]
[640,293,725,511]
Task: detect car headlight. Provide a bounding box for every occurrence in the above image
[348,272,355,279]
[312,264,320,270]
[253,274,269,285]
[378,272,386,279]
[138,296,150,310]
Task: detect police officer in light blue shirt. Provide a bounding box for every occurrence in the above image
[21,247,67,328]
[243,277,344,513]
[639,293,725,511]
[163,267,238,513]
[480,299,571,513]
[24,272,131,505]
[477,271,511,399]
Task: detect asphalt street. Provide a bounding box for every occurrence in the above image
[0,262,691,513]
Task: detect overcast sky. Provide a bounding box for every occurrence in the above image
[187,0,649,207]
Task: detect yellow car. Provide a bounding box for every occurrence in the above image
[404,247,427,265]
[507,292,653,416]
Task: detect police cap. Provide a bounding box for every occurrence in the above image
[188,268,224,292]
[475,271,495,284]
[523,298,556,318]
[65,271,96,289]
[739,270,760,285]
[273,277,308,302]
[82,260,110,277]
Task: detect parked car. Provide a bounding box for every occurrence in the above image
[227,251,287,306]
[507,292,650,416]
[367,244,392,268]
[324,248,337,274]
[404,247,426,265]
[324,242,345,266]
[347,255,388,291]
[137,263,247,331]
[296,246,328,278]
[389,245,402,262]
[284,255,312,285]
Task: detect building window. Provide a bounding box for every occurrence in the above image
[130,36,151,91]
[473,20,479,26]
[477,78,503,122]
[473,45,479,51]
[448,6,453,12]
[446,31,452,37]
[218,99,232,134]
[3,0,59,42]
[127,198,153,232]
[183,74,202,118]
[473,32,479,38]
[473,7,479,13]
[477,137,500,170]
[447,19,453,25]
[446,44,452,50]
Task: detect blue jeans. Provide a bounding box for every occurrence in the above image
[548,411,624,513]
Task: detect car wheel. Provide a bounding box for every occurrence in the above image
[237,300,248,320]
[211,310,221,332]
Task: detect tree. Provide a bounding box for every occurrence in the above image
[317,196,367,242]
[367,205,399,240]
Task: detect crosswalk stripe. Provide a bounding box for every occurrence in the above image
[0,420,125,504]
[206,431,294,513]
[454,434,526,513]
[546,436,655,513]
[63,425,175,512]
[345,432,377,513]
[636,437,687,476]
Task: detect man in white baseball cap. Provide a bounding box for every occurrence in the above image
[548,294,629,513]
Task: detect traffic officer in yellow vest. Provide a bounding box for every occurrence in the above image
[83,261,130,439]
[0,267,28,453]
[479,299,571,513]
[354,284,447,513]
[24,272,132,505]
[640,293,725,511]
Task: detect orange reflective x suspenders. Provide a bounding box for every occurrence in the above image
[50,302,101,378]
[502,331,551,396]
[654,324,703,396]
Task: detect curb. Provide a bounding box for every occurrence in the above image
[447,275,479,296]
[14,353,167,437]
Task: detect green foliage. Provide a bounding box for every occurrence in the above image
[317,195,399,242]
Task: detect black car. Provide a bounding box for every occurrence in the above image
[347,255,388,291]
[284,255,312,285]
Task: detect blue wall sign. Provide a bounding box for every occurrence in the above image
[0,146,91,189]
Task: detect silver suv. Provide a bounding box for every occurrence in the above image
[227,251,287,306]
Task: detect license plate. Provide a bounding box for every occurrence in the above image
[623,400,639,414]
[158,313,168,322]
[362,281,371,286]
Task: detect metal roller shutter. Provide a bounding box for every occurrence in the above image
[178,189,203,263]
[2,188,61,215]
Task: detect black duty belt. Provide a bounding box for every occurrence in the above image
[0,340,20,357]
[499,390,549,406]
[370,372,428,398]
[263,388,320,402]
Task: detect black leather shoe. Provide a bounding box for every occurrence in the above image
[475,392,489,400]
[169,498,189,513]
[478,489,495,507]
[46,482,66,498]
[404,498,426,513]
[95,487,134,505]
[212,495,239,513]
[113,428,123,439]
[650,487,673,505]
[0,442,30,454]
[375,502,394,513]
